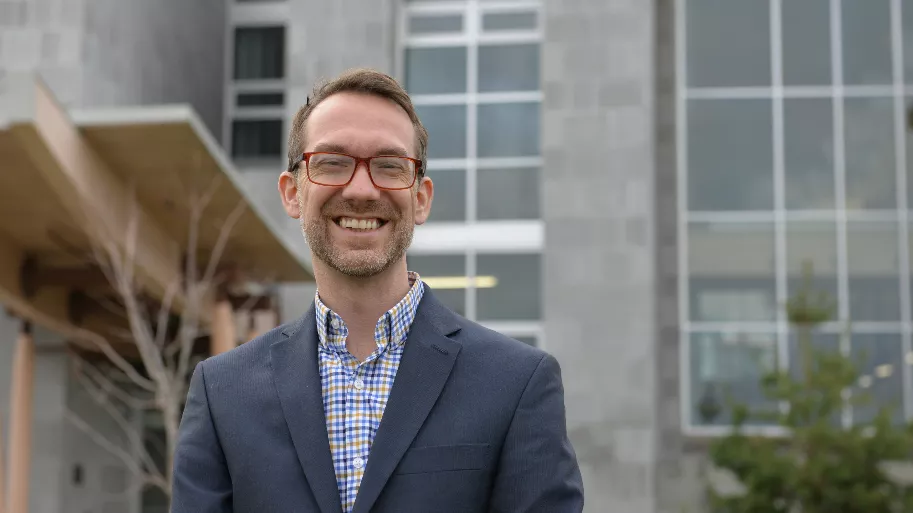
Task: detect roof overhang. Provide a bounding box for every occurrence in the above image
[0,73,313,343]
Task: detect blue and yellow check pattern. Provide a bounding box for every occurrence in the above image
[315,272,425,513]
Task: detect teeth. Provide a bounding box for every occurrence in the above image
[339,218,380,230]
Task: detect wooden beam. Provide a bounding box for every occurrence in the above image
[8,78,184,311]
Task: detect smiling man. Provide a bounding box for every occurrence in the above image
[171,68,584,513]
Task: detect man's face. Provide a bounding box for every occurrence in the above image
[279,92,433,278]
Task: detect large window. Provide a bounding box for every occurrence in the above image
[229,25,286,163]
[401,0,542,223]
[680,0,913,432]
[401,0,543,347]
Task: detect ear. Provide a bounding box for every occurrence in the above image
[413,175,433,225]
[278,170,302,219]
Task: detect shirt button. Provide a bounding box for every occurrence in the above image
[353,457,365,469]
[354,378,364,390]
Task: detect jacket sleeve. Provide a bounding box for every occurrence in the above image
[489,353,585,513]
[171,362,233,513]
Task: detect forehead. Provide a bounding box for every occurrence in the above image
[304,92,416,156]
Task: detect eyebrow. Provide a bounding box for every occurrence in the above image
[311,143,409,157]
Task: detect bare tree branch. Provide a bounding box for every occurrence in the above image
[64,411,169,493]
[71,331,156,392]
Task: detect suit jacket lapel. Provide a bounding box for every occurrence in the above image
[270,304,343,513]
[352,287,463,513]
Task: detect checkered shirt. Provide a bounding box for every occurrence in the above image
[314,272,425,513]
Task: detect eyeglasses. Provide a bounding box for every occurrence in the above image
[292,152,423,190]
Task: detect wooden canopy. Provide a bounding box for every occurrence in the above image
[0,73,313,342]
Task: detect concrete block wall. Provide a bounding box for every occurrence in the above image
[541,0,659,511]
[0,0,87,106]
[286,0,397,135]
[80,0,226,140]
[0,0,225,139]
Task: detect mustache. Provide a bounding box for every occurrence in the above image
[322,199,401,220]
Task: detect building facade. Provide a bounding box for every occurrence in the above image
[5,0,913,511]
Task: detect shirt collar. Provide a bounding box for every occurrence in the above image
[314,271,425,352]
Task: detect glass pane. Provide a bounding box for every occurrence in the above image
[906,97,913,208]
[513,336,537,346]
[850,333,904,425]
[407,254,466,316]
[425,168,466,222]
[482,11,537,31]
[845,98,896,210]
[477,253,541,321]
[842,0,892,86]
[478,44,539,92]
[904,5,913,82]
[477,167,540,220]
[236,92,284,107]
[409,14,462,34]
[847,221,901,322]
[477,102,540,158]
[405,47,467,94]
[687,99,773,211]
[686,0,770,87]
[234,27,285,80]
[784,98,835,210]
[231,119,282,158]
[688,221,777,322]
[786,221,839,311]
[782,0,831,86]
[689,331,777,426]
[416,104,467,159]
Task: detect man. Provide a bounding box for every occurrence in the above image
[171,68,583,513]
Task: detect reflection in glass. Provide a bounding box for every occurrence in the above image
[409,14,463,34]
[842,0,892,86]
[687,99,773,211]
[784,99,835,210]
[689,331,778,426]
[786,221,839,310]
[688,222,777,322]
[405,47,468,95]
[847,221,901,322]
[686,0,770,87]
[513,336,538,347]
[482,11,537,31]
[845,98,896,210]
[477,102,540,158]
[850,334,904,425]
[477,167,540,220]
[416,105,467,159]
[477,253,541,321]
[234,27,285,80]
[407,254,466,316]
[782,0,831,86]
[904,6,913,82]
[478,44,539,92]
[424,168,466,222]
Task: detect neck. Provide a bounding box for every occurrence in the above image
[313,257,412,334]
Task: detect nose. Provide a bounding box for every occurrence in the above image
[340,161,381,200]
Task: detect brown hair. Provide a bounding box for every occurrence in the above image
[287,68,428,177]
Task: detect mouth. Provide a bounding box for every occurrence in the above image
[333,216,388,232]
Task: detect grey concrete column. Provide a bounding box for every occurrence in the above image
[541,0,658,511]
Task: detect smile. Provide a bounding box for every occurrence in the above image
[334,217,387,231]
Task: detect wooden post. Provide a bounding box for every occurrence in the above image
[0,412,5,513]
[8,321,34,513]
[209,290,236,355]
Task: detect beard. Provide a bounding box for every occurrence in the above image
[300,194,414,278]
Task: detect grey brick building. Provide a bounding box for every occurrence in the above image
[4,0,913,511]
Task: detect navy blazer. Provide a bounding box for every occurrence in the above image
[171,285,584,513]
